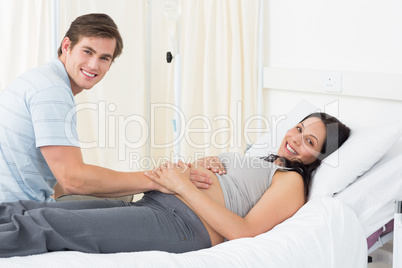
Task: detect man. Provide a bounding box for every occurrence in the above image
[0,13,211,203]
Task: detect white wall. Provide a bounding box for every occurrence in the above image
[263,0,402,128]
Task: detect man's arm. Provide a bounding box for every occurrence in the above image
[41,145,159,197]
[42,146,212,197]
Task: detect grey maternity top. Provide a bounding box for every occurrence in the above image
[216,152,280,217]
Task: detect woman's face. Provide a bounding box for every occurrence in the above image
[277,117,327,165]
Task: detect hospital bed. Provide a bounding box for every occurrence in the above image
[1,101,401,268]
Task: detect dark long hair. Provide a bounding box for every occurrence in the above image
[262,112,351,199]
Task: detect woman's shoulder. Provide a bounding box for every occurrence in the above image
[272,168,304,186]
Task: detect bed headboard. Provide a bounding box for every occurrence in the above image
[262,67,402,128]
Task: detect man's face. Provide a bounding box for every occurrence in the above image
[62,36,116,95]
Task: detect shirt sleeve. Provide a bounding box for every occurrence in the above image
[30,86,80,148]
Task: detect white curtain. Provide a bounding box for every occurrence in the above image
[0,0,54,89]
[175,0,261,161]
[0,0,261,171]
[149,0,262,163]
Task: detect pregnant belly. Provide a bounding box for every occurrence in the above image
[175,166,226,245]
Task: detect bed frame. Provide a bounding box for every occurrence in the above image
[393,201,402,267]
[371,202,402,268]
[368,221,394,255]
[368,213,399,267]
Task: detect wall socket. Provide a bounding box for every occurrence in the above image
[324,72,342,93]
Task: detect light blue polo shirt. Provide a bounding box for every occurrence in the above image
[0,58,80,202]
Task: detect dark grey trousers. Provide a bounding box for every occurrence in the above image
[0,191,211,257]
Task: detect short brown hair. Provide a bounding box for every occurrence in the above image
[57,13,123,62]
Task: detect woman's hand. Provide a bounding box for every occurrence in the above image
[144,161,194,195]
[190,156,226,175]
[189,168,213,189]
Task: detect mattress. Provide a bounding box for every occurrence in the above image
[0,198,367,268]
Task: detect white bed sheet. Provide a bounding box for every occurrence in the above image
[0,198,366,268]
[335,138,402,238]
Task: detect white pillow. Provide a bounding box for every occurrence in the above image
[308,124,402,200]
[246,100,318,157]
[334,138,402,237]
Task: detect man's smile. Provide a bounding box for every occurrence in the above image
[81,69,97,78]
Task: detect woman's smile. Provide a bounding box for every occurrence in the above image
[285,142,298,155]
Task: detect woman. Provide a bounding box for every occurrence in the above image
[0,112,350,257]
